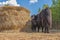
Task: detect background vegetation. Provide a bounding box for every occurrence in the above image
[51,0,60,29]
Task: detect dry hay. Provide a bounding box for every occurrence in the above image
[0,6,30,31]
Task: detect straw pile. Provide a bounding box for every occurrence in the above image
[0,6,30,31]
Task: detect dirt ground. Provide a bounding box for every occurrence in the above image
[0,32,60,40]
[0,29,60,40]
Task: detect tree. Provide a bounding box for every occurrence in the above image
[52,0,57,6]
[51,0,60,28]
[43,4,49,9]
[51,0,60,21]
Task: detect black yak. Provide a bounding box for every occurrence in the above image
[37,7,52,33]
[31,15,38,32]
[31,7,52,33]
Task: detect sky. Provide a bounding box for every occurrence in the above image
[0,0,52,15]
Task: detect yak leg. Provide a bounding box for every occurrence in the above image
[42,27,44,32]
[34,26,36,32]
[31,25,34,32]
[46,26,49,33]
[44,26,49,33]
[38,26,40,32]
[31,26,36,32]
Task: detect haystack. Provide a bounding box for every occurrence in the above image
[0,6,30,31]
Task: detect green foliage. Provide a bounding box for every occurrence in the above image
[50,0,60,28]
[51,0,60,21]
[52,0,57,6]
[43,4,49,9]
[38,4,49,13]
